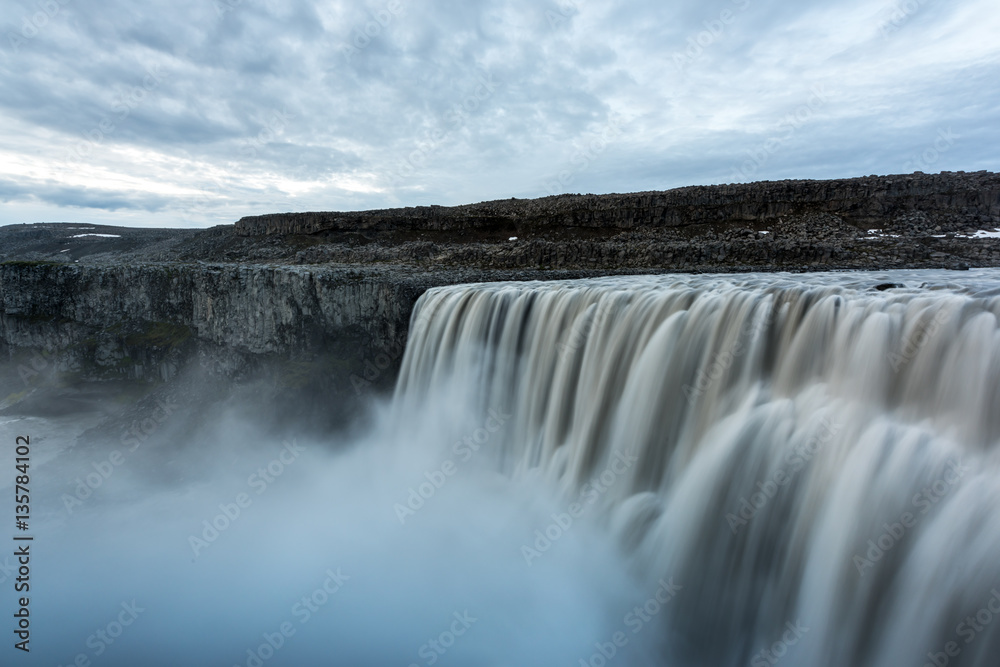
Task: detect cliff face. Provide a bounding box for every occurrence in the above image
[0,263,439,428]
[234,172,1000,236]
[0,262,421,371]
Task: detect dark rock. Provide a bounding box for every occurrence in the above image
[234,171,1000,238]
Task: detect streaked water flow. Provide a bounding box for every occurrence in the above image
[395,270,1000,666]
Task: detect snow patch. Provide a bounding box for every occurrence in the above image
[930,229,1000,239]
[866,229,900,238]
[70,233,121,238]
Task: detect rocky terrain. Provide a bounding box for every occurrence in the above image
[234,171,1000,235]
[5,171,1000,272]
[233,170,1000,272]
[2,171,999,431]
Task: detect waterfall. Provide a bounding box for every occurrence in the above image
[394,270,1000,667]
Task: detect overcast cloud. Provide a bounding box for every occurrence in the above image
[0,0,998,227]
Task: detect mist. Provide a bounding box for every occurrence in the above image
[2,370,660,667]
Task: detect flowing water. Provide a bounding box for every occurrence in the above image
[4,269,1000,666]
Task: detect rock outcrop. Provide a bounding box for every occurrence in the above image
[223,171,1000,272]
[234,171,1000,236]
[0,263,419,392]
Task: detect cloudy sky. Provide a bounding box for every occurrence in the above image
[0,0,998,228]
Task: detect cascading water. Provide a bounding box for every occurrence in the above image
[10,269,1000,666]
[393,270,1000,667]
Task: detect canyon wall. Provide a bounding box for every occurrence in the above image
[0,262,438,426]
